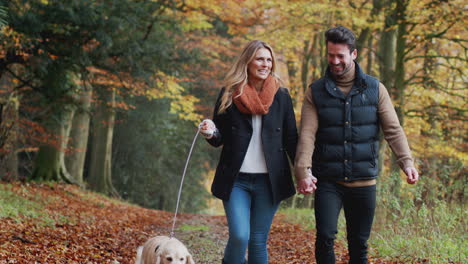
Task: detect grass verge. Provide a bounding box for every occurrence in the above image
[0,184,56,226]
[279,200,467,263]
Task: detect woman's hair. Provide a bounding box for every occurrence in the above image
[217,40,278,114]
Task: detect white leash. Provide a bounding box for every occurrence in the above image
[170,129,200,238]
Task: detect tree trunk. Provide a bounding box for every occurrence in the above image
[65,87,92,186]
[356,28,370,63]
[0,92,18,181]
[377,0,403,177]
[378,14,397,92]
[392,0,409,176]
[366,35,374,75]
[31,106,75,183]
[319,32,328,76]
[310,34,321,81]
[301,40,313,93]
[394,0,407,124]
[355,1,380,73]
[290,195,297,209]
[87,88,118,196]
[374,0,406,196]
[0,69,19,181]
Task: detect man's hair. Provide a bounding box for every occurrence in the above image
[325,26,356,52]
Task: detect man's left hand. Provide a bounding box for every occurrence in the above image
[404,167,419,184]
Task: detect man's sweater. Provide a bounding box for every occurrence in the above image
[294,62,414,187]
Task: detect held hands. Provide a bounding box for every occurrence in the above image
[198,119,216,139]
[404,167,419,184]
[297,168,318,195]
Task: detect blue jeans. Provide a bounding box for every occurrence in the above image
[314,180,376,264]
[222,173,279,264]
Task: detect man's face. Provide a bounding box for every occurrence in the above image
[327,42,357,77]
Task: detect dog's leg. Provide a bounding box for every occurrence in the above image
[187,254,195,264]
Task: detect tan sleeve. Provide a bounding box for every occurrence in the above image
[294,86,319,180]
[379,83,414,169]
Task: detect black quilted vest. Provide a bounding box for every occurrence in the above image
[311,62,380,182]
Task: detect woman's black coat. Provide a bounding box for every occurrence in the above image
[207,87,298,203]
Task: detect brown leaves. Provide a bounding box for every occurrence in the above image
[0,182,426,263]
[269,219,316,264]
[0,182,171,263]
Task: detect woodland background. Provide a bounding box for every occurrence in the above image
[0,0,466,262]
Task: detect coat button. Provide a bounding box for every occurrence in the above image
[276,127,281,131]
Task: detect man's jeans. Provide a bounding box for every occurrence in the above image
[314,180,376,264]
[222,173,279,264]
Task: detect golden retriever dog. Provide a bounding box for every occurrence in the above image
[135,236,195,264]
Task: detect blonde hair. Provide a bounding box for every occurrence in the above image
[218,40,279,114]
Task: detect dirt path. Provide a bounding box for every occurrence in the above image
[174,213,351,264]
[175,214,413,263]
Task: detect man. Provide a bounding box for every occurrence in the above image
[294,26,419,264]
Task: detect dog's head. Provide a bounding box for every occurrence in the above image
[155,238,195,264]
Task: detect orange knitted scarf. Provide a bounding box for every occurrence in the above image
[233,75,279,115]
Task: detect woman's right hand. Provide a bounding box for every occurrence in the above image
[198,119,216,139]
[297,168,317,194]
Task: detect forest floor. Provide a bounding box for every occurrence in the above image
[0,182,427,263]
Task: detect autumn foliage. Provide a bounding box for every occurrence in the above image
[0,1,465,262]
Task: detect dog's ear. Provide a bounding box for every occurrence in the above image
[153,245,161,264]
[187,254,195,264]
[135,246,143,264]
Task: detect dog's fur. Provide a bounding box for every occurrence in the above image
[135,236,195,264]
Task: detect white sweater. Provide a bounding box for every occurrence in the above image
[239,115,268,173]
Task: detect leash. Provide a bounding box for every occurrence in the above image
[170,129,200,238]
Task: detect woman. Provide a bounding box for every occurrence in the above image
[199,40,298,264]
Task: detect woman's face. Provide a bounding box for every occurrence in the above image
[247,48,272,82]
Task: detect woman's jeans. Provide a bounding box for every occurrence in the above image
[222,173,279,264]
[314,180,376,264]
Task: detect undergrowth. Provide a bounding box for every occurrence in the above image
[372,197,466,263]
[280,198,467,263]
[0,182,126,227]
[0,184,56,226]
